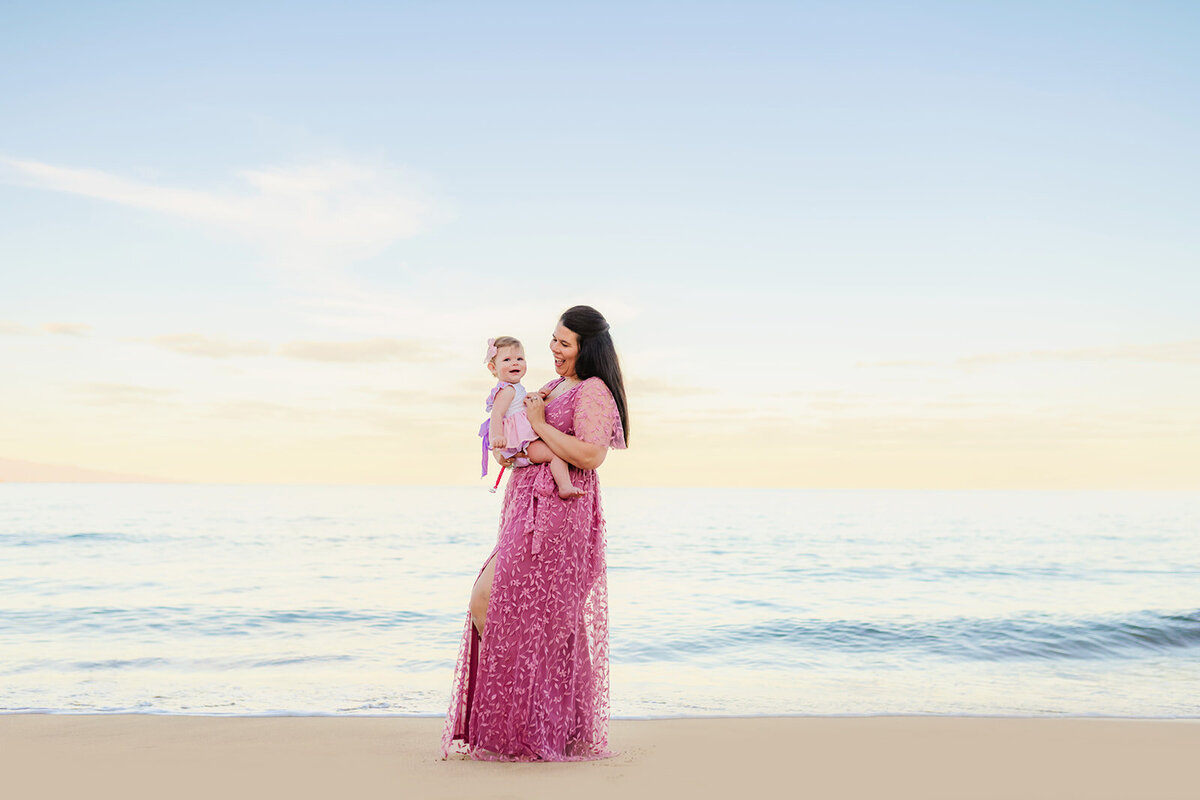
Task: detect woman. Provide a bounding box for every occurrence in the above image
[441,305,629,761]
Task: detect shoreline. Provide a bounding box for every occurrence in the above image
[3,714,1198,799]
[4,709,1200,720]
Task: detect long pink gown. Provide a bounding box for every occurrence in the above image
[441,376,626,761]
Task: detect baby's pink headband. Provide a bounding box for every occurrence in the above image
[484,337,497,364]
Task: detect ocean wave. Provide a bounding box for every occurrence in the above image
[0,605,443,637]
[0,531,146,547]
[615,609,1200,663]
[3,653,360,674]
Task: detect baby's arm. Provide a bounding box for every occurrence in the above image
[489,385,516,449]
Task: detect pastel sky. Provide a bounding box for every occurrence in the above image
[2,1,1198,488]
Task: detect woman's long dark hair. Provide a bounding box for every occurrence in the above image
[560,305,629,444]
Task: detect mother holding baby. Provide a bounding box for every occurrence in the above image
[440,305,629,762]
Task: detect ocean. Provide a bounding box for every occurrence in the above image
[1,484,1197,717]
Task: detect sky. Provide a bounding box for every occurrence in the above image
[2,1,1198,488]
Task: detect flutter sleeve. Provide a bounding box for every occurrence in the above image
[573,377,627,451]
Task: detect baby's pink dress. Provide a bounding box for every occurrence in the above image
[444,376,627,761]
[478,381,539,477]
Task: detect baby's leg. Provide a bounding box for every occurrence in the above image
[525,440,584,499]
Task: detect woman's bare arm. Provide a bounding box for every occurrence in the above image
[524,393,607,470]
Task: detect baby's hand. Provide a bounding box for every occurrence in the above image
[491,433,508,450]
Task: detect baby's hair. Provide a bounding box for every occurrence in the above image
[487,335,523,364]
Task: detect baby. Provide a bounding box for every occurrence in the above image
[480,336,584,499]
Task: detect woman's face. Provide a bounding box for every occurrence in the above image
[550,323,580,378]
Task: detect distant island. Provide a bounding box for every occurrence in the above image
[0,457,174,483]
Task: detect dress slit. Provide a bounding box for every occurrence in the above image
[456,545,498,745]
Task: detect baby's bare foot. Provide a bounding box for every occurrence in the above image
[558,485,585,500]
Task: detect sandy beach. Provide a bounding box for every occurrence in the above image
[2,714,1197,800]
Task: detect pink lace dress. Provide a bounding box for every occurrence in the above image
[441,376,627,761]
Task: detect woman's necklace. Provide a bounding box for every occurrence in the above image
[551,375,580,400]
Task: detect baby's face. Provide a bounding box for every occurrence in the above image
[491,345,527,384]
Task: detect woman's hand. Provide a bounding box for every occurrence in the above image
[493,450,516,469]
[524,392,546,429]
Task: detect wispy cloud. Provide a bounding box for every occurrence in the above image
[855,359,933,368]
[278,338,443,363]
[858,339,1200,368]
[0,321,28,334]
[957,339,1200,366]
[368,386,476,404]
[76,382,175,406]
[148,333,271,358]
[0,156,437,272]
[144,332,445,363]
[202,400,326,422]
[627,376,714,397]
[43,322,92,336]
